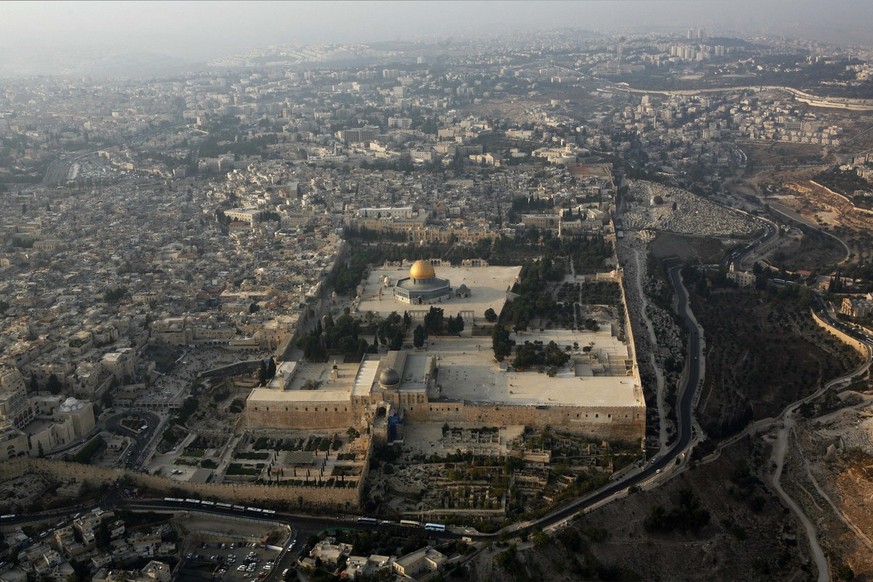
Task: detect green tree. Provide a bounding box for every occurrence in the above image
[258,360,268,386]
[484,307,498,322]
[424,306,445,335]
[492,325,513,361]
[103,286,127,303]
[46,373,62,395]
[388,328,404,351]
[413,325,426,348]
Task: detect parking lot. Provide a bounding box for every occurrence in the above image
[172,513,291,582]
[179,539,284,581]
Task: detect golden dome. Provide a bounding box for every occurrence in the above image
[409,259,436,280]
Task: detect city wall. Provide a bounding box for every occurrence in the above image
[616,266,642,384]
[0,457,361,511]
[422,402,645,444]
[245,404,355,430]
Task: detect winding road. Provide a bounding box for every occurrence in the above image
[506,263,703,535]
[3,266,708,563]
[769,412,829,582]
[697,297,873,582]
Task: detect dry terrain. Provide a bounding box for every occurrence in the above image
[650,233,732,264]
[690,286,861,439]
[788,397,873,580]
[770,180,873,266]
[466,440,812,582]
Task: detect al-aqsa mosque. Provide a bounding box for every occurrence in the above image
[393,260,452,305]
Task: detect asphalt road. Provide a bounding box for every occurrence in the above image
[722,217,776,269]
[2,269,707,553]
[104,411,161,468]
[102,267,705,544]
[516,264,701,534]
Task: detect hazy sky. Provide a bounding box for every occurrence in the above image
[2,1,873,64]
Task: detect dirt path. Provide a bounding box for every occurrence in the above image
[769,414,830,582]
[801,451,873,553]
[631,247,668,449]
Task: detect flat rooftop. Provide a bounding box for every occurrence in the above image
[352,356,380,398]
[248,388,351,403]
[248,360,359,403]
[23,419,54,435]
[429,335,642,409]
[356,264,522,318]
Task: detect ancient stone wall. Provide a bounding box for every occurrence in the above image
[812,310,870,358]
[0,457,361,511]
[617,269,642,384]
[423,401,645,444]
[245,402,355,430]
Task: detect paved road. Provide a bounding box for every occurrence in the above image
[2,269,707,555]
[767,202,851,265]
[501,264,703,536]
[723,215,777,269]
[104,411,161,469]
[692,298,872,582]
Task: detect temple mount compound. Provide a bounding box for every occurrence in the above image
[244,258,645,447]
[393,260,452,305]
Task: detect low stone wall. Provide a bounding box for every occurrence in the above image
[811,310,870,358]
[0,457,361,511]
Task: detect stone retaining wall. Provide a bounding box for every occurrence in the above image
[0,457,361,511]
[812,310,870,358]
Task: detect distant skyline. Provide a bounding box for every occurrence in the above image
[2,1,873,75]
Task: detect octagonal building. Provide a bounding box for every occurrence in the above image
[393,260,452,305]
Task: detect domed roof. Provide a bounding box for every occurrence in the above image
[59,397,85,412]
[379,367,400,387]
[409,260,435,280]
